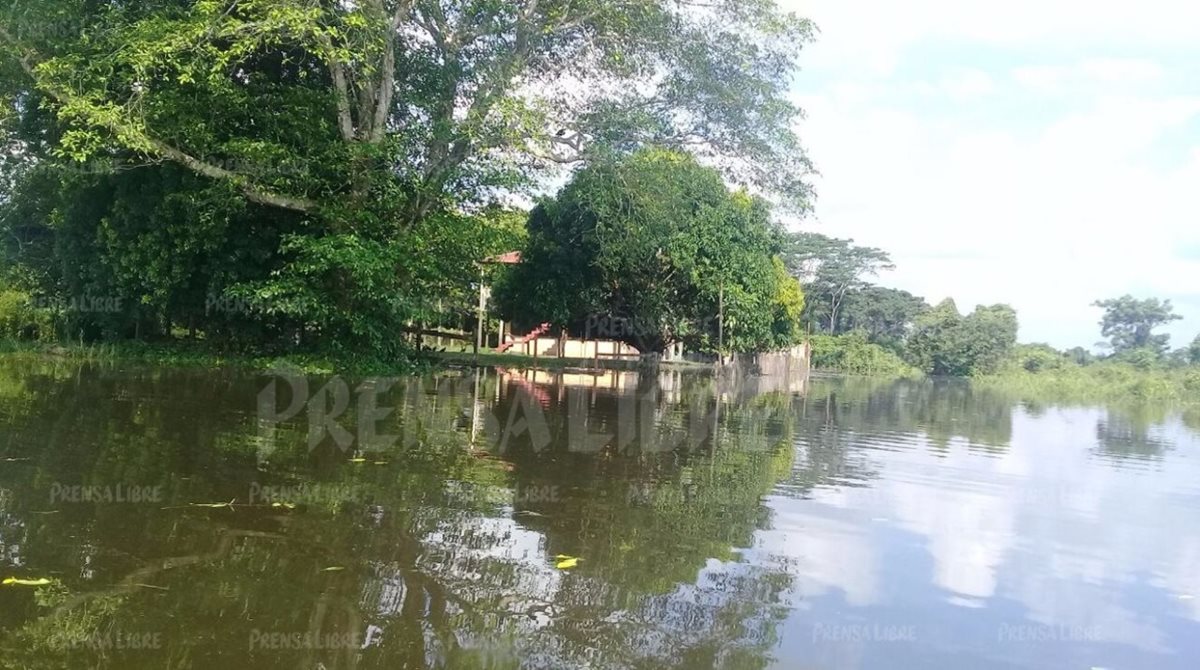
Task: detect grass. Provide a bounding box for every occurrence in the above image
[0,339,432,376]
[804,335,1200,408]
[0,339,716,376]
[974,363,1200,406]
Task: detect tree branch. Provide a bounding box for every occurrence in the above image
[369,1,410,142]
[0,27,318,214]
[318,34,357,141]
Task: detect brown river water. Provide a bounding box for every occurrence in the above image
[0,359,1198,669]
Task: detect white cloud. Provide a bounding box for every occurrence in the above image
[939,68,995,100]
[784,0,1200,347]
[1013,59,1166,94]
[1079,57,1165,83]
[790,0,1200,57]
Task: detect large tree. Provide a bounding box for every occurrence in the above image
[1,0,815,225]
[782,232,894,334]
[0,0,815,351]
[1093,295,1182,355]
[836,286,928,349]
[905,299,1017,376]
[493,149,804,355]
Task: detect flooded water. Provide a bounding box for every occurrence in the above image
[0,359,1198,669]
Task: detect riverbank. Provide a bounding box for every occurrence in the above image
[433,349,720,372]
[0,340,720,376]
[809,356,1200,407]
[808,333,1200,405]
[0,340,430,375]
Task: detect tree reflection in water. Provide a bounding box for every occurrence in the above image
[0,362,808,669]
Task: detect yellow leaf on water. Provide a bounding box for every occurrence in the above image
[271,502,296,510]
[189,499,235,509]
[555,556,580,570]
[321,567,346,572]
[2,577,52,587]
[348,458,367,463]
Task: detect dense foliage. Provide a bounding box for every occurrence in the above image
[0,0,815,358]
[783,232,895,334]
[905,300,1019,377]
[783,233,1200,383]
[808,332,916,376]
[1093,295,1183,356]
[493,150,805,355]
[782,232,1018,377]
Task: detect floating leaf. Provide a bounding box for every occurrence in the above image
[554,556,580,570]
[271,502,297,510]
[189,499,235,509]
[2,577,53,587]
[372,461,388,466]
[321,566,346,572]
[348,458,367,464]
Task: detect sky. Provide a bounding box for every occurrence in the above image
[784,0,1200,350]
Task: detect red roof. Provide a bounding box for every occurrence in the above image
[484,251,522,265]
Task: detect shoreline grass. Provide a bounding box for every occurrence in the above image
[974,364,1200,406]
[0,340,718,376]
[0,339,430,376]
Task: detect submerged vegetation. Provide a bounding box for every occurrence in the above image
[979,353,1200,406]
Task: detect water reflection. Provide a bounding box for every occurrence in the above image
[0,360,1197,669]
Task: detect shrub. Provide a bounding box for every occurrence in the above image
[0,287,52,341]
[1009,343,1066,373]
[1112,346,1163,371]
[809,331,917,376]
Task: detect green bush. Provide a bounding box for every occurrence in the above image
[1112,346,1163,370]
[976,359,1200,406]
[0,287,52,341]
[1008,343,1065,373]
[1183,369,1200,394]
[809,331,918,376]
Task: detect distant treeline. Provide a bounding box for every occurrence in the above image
[788,233,1200,378]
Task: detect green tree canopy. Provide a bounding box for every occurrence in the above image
[493,149,804,355]
[1,0,815,226]
[782,232,894,334]
[906,299,1018,376]
[0,0,816,353]
[836,286,928,350]
[1093,295,1182,355]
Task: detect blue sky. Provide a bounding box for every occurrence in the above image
[784,0,1200,350]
